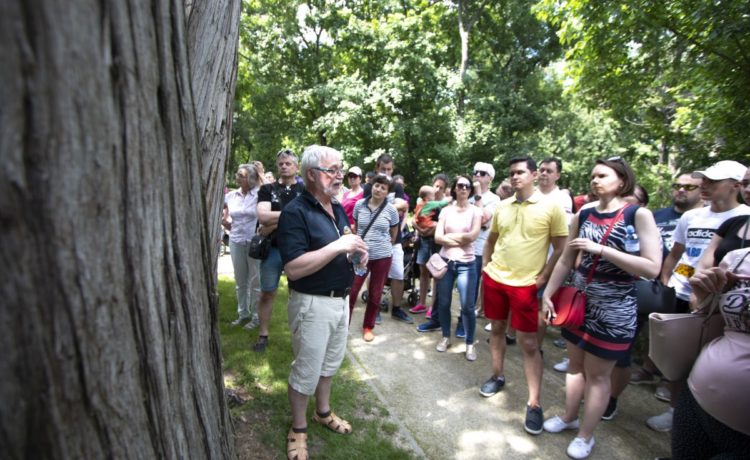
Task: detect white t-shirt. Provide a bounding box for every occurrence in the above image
[542,186,573,220]
[669,204,750,300]
[472,190,501,256]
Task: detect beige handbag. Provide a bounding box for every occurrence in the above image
[426,253,448,279]
[648,295,724,382]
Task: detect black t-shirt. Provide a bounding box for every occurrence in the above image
[258,181,305,246]
[715,215,750,266]
[278,191,354,293]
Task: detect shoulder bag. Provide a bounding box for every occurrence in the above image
[649,238,750,381]
[248,233,271,260]
[426,253,448,279]
[635,278,676,316]
[550,205,628,328]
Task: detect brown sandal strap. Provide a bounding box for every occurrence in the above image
[287,429,308,460]
[313,411,352,434]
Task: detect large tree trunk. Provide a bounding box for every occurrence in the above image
[0,0,238,458]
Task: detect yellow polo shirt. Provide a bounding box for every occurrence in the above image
[484,191,569,286]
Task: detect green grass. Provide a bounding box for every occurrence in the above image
[218,276,417,459]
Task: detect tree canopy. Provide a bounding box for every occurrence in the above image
[232,0,749,208]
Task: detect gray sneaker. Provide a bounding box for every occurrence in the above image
[646,408,674,432]
[654,384,671,402]
[231,316,250,326]
[243,314,260,330]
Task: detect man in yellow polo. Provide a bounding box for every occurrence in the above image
[479,156,568,435]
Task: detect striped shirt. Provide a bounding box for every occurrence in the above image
[353,198,399,260]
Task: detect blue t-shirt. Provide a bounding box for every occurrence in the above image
[653,207,682,259]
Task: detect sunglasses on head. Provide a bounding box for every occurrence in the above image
[671,183,699,191]
[473,170,489,177]
[605,156,624,163]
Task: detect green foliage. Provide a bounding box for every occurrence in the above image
[534,0,750,169]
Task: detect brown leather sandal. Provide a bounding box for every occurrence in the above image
[287,429,308,460]
[312,411,352,434]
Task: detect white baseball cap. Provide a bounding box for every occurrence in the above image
[692,160,747,182]
[473,162,495,178]
[347,166,363,177]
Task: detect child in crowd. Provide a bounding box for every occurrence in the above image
[411,186,451,315]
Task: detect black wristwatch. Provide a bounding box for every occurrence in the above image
[474,194,482,201]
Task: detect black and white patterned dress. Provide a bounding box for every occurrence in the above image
[562,205,639,361]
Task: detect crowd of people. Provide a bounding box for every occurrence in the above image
[221,148,750,460]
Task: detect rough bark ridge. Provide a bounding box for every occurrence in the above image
[187,0,241,272]
[0,0,236,458]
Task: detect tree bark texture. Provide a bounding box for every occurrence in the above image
[187,0,241,273]
[1,1,237,458]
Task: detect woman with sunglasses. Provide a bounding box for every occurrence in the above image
[341,166,364,226]
[434,175,483,360]
[541,157,661,459]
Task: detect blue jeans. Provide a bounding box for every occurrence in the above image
[471,255,483,307]
[437,259,478,343]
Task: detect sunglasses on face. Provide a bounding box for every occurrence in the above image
[347,173,360,179]
[473,170,489,177]
[456,183,472,190]
[671,183,699,191]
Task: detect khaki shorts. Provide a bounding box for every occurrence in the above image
[288,290,350,395]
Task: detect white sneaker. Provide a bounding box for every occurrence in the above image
[543,416,580,433]
[436,337,451,352]
[553,358,570,373]
[243,314,260,330]
[484,322,492,332]
[646,408,674,432]
[567,436,595,459]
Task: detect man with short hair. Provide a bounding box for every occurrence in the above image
[479,157,568,436]
[254,149,305,352]
[647,160,750,432]
[278,145,368,460]
[363,154,413,324]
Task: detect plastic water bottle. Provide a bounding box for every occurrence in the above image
[343,227,368,276]
[624,225,640,254]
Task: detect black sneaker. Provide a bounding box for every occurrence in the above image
[252,336,268,353]
[601,397,618,421]
[553,338,567,349]
[524,405,544,435]
[505,334,516,345]
[417,320,440,332]
[479,376,505,397]
[391,307,414,324]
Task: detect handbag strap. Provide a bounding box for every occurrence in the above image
[585,204,630,284]
[359,199,388,239]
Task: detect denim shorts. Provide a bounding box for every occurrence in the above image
[260,246,283,292]
[416,238,432,265]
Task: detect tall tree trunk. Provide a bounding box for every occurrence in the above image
[187,0,242,273]
[0,0,238,457]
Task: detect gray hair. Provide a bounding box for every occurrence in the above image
[237,163,259,183]
[300,145,341,187]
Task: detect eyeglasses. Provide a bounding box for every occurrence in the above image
[235,173,249,180]
[671,183,699,191]
[313,166,345,177]
[473,170,489,177]
[456,183,472,190]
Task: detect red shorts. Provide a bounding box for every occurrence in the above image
[482,272,538,333]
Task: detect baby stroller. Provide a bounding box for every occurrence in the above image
[361,227,421,311]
